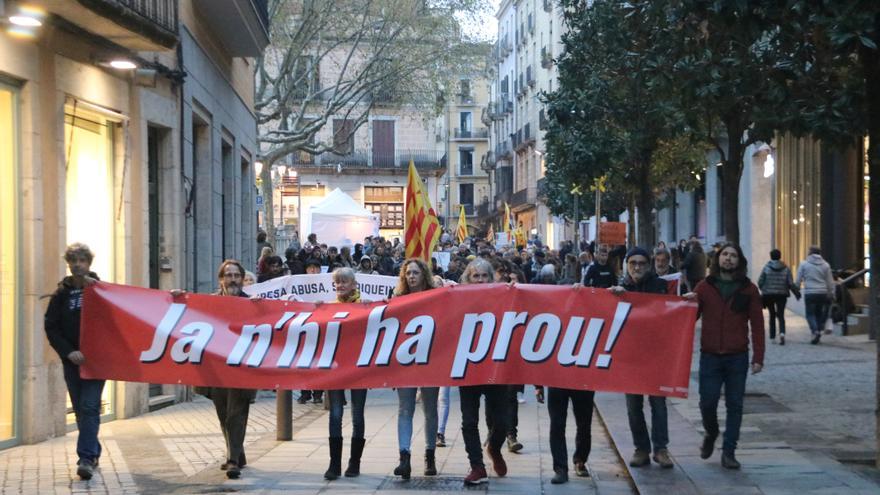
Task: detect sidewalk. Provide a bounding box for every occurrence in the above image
[594,309,880,495]
[0,388,635,494]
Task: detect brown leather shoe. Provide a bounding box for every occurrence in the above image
[629,450,650,467]
[652,448,674,469]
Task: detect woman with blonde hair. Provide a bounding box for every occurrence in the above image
[458,257,509,485]
[391,258,440,478]
[256,246,274,275]
[324,267,368,480]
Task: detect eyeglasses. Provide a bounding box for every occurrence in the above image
[627,260,648,267]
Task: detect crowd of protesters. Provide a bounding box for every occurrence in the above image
[52,226,839,485]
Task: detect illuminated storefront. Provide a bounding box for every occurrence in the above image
[0,82,18,446]
[64,103,118,420]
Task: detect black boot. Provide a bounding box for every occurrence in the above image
[324,437,343,480]
[424,449,437,476]
[393,450,412,479]
[345,437,366,477]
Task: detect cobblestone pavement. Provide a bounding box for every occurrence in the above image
[0,388,635,494]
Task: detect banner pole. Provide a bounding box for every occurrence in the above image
[276,390,292,440]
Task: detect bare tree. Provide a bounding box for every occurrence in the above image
[256,0,490,244]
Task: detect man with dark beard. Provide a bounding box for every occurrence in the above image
[687,243,765,470]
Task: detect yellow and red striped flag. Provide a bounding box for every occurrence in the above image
[405,160,441,261]
[456,204,468,244]
[486,223,495,243]
[504,202,512,234]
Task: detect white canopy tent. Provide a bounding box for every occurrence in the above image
[302,188,380,248]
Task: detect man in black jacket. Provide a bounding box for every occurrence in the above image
[610,247,675,470]
[44,243,102,481]
[582,244,617,288]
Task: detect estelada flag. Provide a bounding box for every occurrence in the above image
[486,223,495,243]
[405,160,441,261]
[504,202,512,234]
[456,204,468,244]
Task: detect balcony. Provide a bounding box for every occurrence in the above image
[193,0,270,57]
[43,0,179,50]
[543,0,554,12]
[289,149,445,171]
[495,165,513,199]
[539,109,549,130]
[512,129,522,149]
[504,99,514,114]
[527,66,535,87]
[541,47,553,68]
[500,35,512,56]
[457,93,476,105]
[455,128,489,140]
[485,151,497,168]
[510,186,537,208]
[524,123,534,144]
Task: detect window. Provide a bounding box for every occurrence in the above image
[459,148,474,175]
[332,119,354,155]
[459,183,474,214]
[365,186,404,229]
[459,112,472,132]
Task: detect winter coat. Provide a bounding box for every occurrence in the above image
[583,262,617,288]
[694,276,765,365]
[681,249,707,284]
[758,260,795,296]
[620,271,669,295]
[796,254,834,296]
[44,273,100,364]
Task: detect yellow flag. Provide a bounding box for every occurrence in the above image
[456,204,468,244]
[504,202,512,234]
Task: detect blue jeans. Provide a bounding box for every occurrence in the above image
[328,389,367,439]
[625,394,668,453]
[804,294,830,335]
[63,363,105,463]
[397,387,439,452]
[699,352,749,454]
[437,386,451,435]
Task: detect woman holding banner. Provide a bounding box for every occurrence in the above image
[391,259,440,479]
[458,258,509,486]
[324,267,368,480]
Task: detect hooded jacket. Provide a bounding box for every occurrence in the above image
[758,260,794,296]
[694,276,765,365]
[620,270,669,295]
[44,272,99,364]
[796,254,834,296]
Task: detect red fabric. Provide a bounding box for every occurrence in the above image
[693,278,766,365]
[81,282,699,397]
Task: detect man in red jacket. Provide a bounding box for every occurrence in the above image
[687,243,764,470]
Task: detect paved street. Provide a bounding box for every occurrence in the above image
[1,309,879,494]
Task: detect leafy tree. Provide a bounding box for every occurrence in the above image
[631,1,805,244]
[543,0,705,248]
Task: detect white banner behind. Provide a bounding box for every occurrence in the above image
[244,273,398,302]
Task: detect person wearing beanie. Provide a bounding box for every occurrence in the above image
[610,246,674,469]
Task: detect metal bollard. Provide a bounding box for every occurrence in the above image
[276,390,292,440]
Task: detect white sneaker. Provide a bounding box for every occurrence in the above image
[516,392,525,404]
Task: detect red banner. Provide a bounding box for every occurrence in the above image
[81,282,698,397]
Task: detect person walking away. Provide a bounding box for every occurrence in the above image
[459,258,509,485]
[758,249,798,345]
[391,259,440,478]
[795,246,835,344]
[609,247,675,469]
[687,243,765,469]
[680,241,707,292]
[324,268,368,480]
[45,243,103,480]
